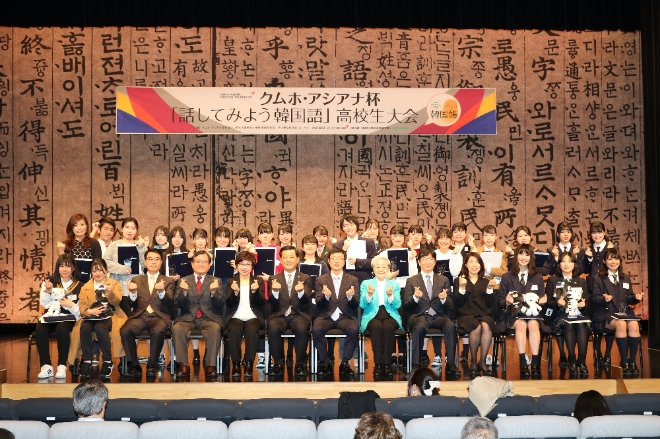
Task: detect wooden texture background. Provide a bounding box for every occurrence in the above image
[0,27,646,323]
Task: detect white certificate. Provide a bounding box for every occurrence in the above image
[480,251,504,270]
[346,239,367,270]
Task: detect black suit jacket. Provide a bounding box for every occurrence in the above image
[592,273,639,323]
[268,270,313,322]
[315,272,360,321]
[582,244,613,292]
[403,272,453,320]
[225,275,266,324]
[128,273,175,326]
[333,236,377,284]
[174,273,225,326]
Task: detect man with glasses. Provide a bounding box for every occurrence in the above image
[404,248,461,378]
[172,250,224,378]
[121,248,176,378]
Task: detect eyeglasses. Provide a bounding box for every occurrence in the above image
[419,257,435,262]
[237,262,253,267]
[146,257,161,262]
[193,259,210,264]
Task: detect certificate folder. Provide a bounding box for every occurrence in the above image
[214,248,237,279]
[75,258,92,284]
[118,245,140,275]
[299,263,322,278]
[254,247,277,276]
[387,249,409,277]
[166,252,192,278]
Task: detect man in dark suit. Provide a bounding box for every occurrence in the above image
[121,248,176,378]
[404,248,461,378]
[172,250,224,378]
[267,245,313,376]
[332,214,378,286]
[313,247,360,375]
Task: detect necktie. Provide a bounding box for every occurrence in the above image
[317,248,323,257]
[520,273,526,286]
[611,274,619,285]
[146,275,155,313]
[286,273,294,292]
[426,275,436,316]
[195,275,203,319]
[331,277,341,321]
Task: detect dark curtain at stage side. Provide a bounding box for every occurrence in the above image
[641,0,660,345]
[0,0,643,30]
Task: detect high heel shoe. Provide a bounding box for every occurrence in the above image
[478,363,492,377]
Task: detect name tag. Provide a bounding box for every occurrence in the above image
[531,285,538,290]
[67,294,77,301]
[623,283,630,289]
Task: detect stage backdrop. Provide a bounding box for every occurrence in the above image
[0,27,646,323]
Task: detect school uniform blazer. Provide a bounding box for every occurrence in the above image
[174,273,225,326]
[315,272,360,321]
[497,271,549,332]
[582,243,613,293]
[127,273,176,326]
[316,245,333,265]
[225,275,266,325]
[591,273,639,323]
[268,270,313,323]
[359,277,402,332]
[542,245,585,278]
[77,277,127,359]
[476,245,508,278]
[403,272,453,321]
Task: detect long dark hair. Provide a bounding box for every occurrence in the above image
[461,252,485,278]
[574,390,612,422]
[598,248,623,278]
[511,244,537,276]
[52,254,81,285]
[64,213,92,252]
[407,368,439,396]
[167,226,188,255]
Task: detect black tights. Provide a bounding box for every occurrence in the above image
[563,323,589,365]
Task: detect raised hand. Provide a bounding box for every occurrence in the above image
[505,244,513,255]
[251,279,259,291]
[386,286,393,296]
[636,292,644,301]
[604,293,613,302]
[487,278,497,289]
[367,284,375,295]
[128,281,138,291]
[271,279,282,290]
[585,247,593,258]
[209,279,219,291]
[551,246,559,258]
[56,241,66,254]
[179,279,189,290]
[346,285,355,298]
[539,295,547,305]
[343,237,352,251]
[44,278,53,292]
[322,284,332,299]
[231,280,239,294]
[414,286,423,299]
[294,280,304,292]
[459,277,467,289]
[607,241,614,249]
[438,288,448,300]
[506,293,514,304]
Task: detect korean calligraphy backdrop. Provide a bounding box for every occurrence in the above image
[0,27,645,323]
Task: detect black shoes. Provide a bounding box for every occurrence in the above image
[420,353,430,365]
[123,364,143,377]
[628,363,639,376]
[531,364,541,377]
[558,356,568,368]
[232,360,241,377]
[100,361,114,377]
[383,365,394,377]
[268,364,284,376]
[193,350,201,365]
[146,364,157,378]
[295,364,306,376]
[318,361,331,375]
[339,361,354,374]
[373,364,384,378]
[520,364,531,377]
[80,362,91,378]
[243,360,254,377]
[569,364,578,377]
[445,363,461,378]
[579,364,589,377]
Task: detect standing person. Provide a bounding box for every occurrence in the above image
[382,225,417,368]
[152,226,170,251]
[363,219,387,252]
[313,247,360,375]
[592,248,642,376]
[57,214,102,260]
[77,258,126,378]
[121,248,176,378]
[497,244,548,377]
[299,235,330,276]
[475,225,508,283]
[545,252,590,377]
[543,221,584,277]
[172,250,224,379]
[213,226,234,290]
[404,248,461,378]
[163,226,188,276]
[277,224,295,247]
[313,225,334,264]
[103,217,148,317]
[360,255,402,379]
[407,225,436,257]
[333,213,378,286]
[89,217,117,257]
[267,245,313,376]
[451,222,476,259]
[36,254,82,380]
[454,253,496,377]
[504,225,536,269]
[225,251,266,378]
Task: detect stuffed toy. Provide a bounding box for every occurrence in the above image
[565,287,583,318]
[520,292,542,317]
[43,288,66,317]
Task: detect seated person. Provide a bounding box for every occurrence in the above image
[121,248,176,378]
[73,379,108,421]
[407,367,440,396]
[404,248,460,378]
[313,248,360,375]
[267,245,313,376]
[172,250,223,378]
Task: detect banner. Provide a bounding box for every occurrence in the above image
[117,86,496,135]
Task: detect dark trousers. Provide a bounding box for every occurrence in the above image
[227,318,262,362]
[268,314,310,366]
[35,321,75,366]
[312,315,358,363]
[81,319,112,362]
[411,314,456,365]
[367,306,399,365]
[120,313,168,365]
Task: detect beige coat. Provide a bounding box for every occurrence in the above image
[67,277,127,364]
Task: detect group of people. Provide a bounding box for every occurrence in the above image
[34,211,643,382]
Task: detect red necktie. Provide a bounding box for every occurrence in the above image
[195,275,203,319]
[415,248,420,257]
